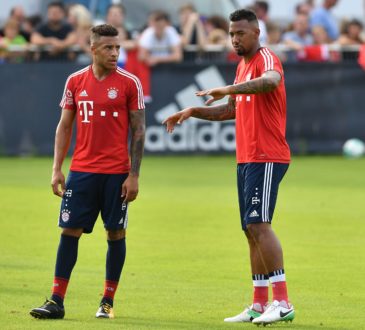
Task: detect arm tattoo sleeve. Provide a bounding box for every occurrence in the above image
[192,96,236,121]
[129,109,145,176]
[230,70,281,94]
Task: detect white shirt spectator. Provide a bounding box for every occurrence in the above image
[139,26,181,57]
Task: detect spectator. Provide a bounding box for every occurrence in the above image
[0,18,28,63]
[283,14,313,50]
[248,2,269,45]
[0,5,31,42]
[310,0,339,42]
[138,11,182,66]
[297,25,339,62]
[22,15,43,38]
[336,19,364,45]
[266,21,282,45]
[254,1,270,23]
[105,4,137,50]
[176,3,206,48]
[67,4,93,63]
[204,15,229,46]
[295,0,314,15]
[31,1,76,61]
[104,4,137,67]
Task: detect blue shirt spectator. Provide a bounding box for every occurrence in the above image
[310,0,339,41]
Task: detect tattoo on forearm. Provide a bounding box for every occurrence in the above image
[193,97,236,121]
[231,71,281,94]
[129,110,145,176]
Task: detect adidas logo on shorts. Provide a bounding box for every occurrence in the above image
[249,210,259,218]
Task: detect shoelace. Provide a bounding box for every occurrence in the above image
[101,303,112,314]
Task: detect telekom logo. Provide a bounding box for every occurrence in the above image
[78,100,93,123]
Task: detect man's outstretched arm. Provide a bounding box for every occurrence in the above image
[163,96,236,133]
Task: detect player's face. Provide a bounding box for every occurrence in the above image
[92,36,120,71]
[229,20,259,57]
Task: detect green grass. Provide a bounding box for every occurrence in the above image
[0,156,364,330]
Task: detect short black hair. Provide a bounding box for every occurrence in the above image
[229,9,258,23]
[47,1,65,11]
[255,1,269,13]
[90,24,119,43]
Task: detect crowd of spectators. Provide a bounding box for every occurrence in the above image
[0,0,364,65]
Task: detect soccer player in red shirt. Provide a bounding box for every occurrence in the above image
[163,9,294,325]
[30,24,145,320]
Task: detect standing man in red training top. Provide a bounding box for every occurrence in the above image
[163,9,294,326]
[30,24,145,320]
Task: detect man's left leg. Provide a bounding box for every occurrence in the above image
[249,223,294,324]
[96,229,126,319]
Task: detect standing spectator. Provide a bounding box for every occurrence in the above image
[295,0,315,15]
[31,1,76,61]
[0,19,28,63]
[204,15,229,47]
[0,6,30,42]
[250,1,270,45]
[336,19,364,45]
[67,4,93,63]
[310,0,339,42]
[138,11,182,66]
[22,15,43,38]
[177,3,206,48]
[105,4,137,67]
[282,14,313,50]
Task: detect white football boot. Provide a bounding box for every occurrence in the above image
[224,305,262,323]
[252,300,295,325]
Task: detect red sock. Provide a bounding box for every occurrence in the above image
[272,281,289,304]
[252,274,269,312]
[253,286,269,310]
[52,277,69,300]
[103,280,119,301]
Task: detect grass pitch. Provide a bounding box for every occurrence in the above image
[0,156,364,330]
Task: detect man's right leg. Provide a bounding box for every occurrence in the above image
[30,228,83,319]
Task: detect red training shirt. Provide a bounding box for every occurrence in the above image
[234,47,290,163]
[60,65,145,174]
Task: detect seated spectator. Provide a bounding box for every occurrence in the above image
[0,18,28,63]
[176,3,206,48]
[204,15,229,47]
[67,4,93,63]
[297,25,339,61]
[138,11,182,66]
[266,21,282,45]
[282,13,313,50]
[336,19,364,45]
[31,1,76,61]
[310,0,339,42]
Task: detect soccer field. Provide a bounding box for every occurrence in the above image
[0,156,364,330]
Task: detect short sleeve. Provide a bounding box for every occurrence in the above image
[127,75,145,110]
[138,28,153,49]
[59,75,76,110]
[167,26,181,47]
[256,48,283,76]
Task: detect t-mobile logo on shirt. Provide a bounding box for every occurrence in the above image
[78,100,94,123]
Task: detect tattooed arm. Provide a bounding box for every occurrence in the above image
[162,96,236,133]
[196,70,282,105]
[122,109,146,202]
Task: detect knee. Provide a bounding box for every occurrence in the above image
[62,228,83,238]
[246,223,271,242]
[107,229,126,241]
